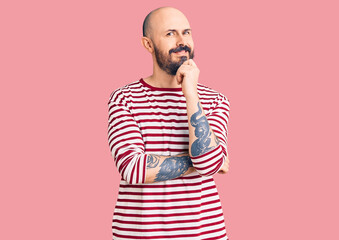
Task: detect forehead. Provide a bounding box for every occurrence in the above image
[151,10,191,34]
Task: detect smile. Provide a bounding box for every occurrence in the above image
[174,50,187,56]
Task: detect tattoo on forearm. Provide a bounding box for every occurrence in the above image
[146,154,160,168]
[190,102,214,156]
[154,156,193,182]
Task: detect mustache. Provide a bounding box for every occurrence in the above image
[169,45,191,54]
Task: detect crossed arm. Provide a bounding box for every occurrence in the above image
[143,93,225,183]
[108,90,229,184]
[145,153,195,183]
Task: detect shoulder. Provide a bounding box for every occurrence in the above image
[197,82,230,106]
[107,79,142,105]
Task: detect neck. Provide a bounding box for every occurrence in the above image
[144,60,182,88]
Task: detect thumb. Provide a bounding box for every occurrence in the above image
[176,69,184,84]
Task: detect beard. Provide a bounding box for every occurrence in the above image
[153,44,195,76]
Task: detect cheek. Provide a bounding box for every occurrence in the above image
[189,40,194,49]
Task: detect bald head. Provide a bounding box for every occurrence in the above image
[141,7,194,76]
[142,7,189,40]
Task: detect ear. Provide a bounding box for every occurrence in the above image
[141,36,154,54]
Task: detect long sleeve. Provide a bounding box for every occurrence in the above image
[190,93,230,176]
[107,90,147,184]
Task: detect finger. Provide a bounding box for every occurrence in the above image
[189,59,197,67]
[186,59,193,66]
[182,59,191,65]
[176,65,192,75]
[178,65,191,70]
[176,74,183,84]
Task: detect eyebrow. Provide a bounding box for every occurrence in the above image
[166,28,192,32]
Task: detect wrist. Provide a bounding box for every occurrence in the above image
[184,91,199,101]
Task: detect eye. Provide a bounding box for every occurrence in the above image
[167,32,174,36]
[184,30,191,35]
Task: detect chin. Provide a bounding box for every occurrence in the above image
[179,56,188,63]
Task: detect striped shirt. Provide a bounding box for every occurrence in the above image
[107,78,230,240]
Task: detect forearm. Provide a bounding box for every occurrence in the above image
[145,152,197,183]
[186,93,220,157]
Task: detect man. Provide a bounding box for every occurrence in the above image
[107,6,231,240]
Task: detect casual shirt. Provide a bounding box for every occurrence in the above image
[107,78,230,240]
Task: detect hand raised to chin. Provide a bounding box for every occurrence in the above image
[176,59,200,97]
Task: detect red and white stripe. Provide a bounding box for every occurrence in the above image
[107,78,230,240]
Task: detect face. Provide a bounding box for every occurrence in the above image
[153,36,195,76]
[149,9,195,75]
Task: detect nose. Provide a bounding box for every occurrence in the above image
[176,34,185,47]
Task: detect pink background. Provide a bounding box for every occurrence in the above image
[1,0,338,239]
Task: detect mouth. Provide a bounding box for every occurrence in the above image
[173,50,188,56]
